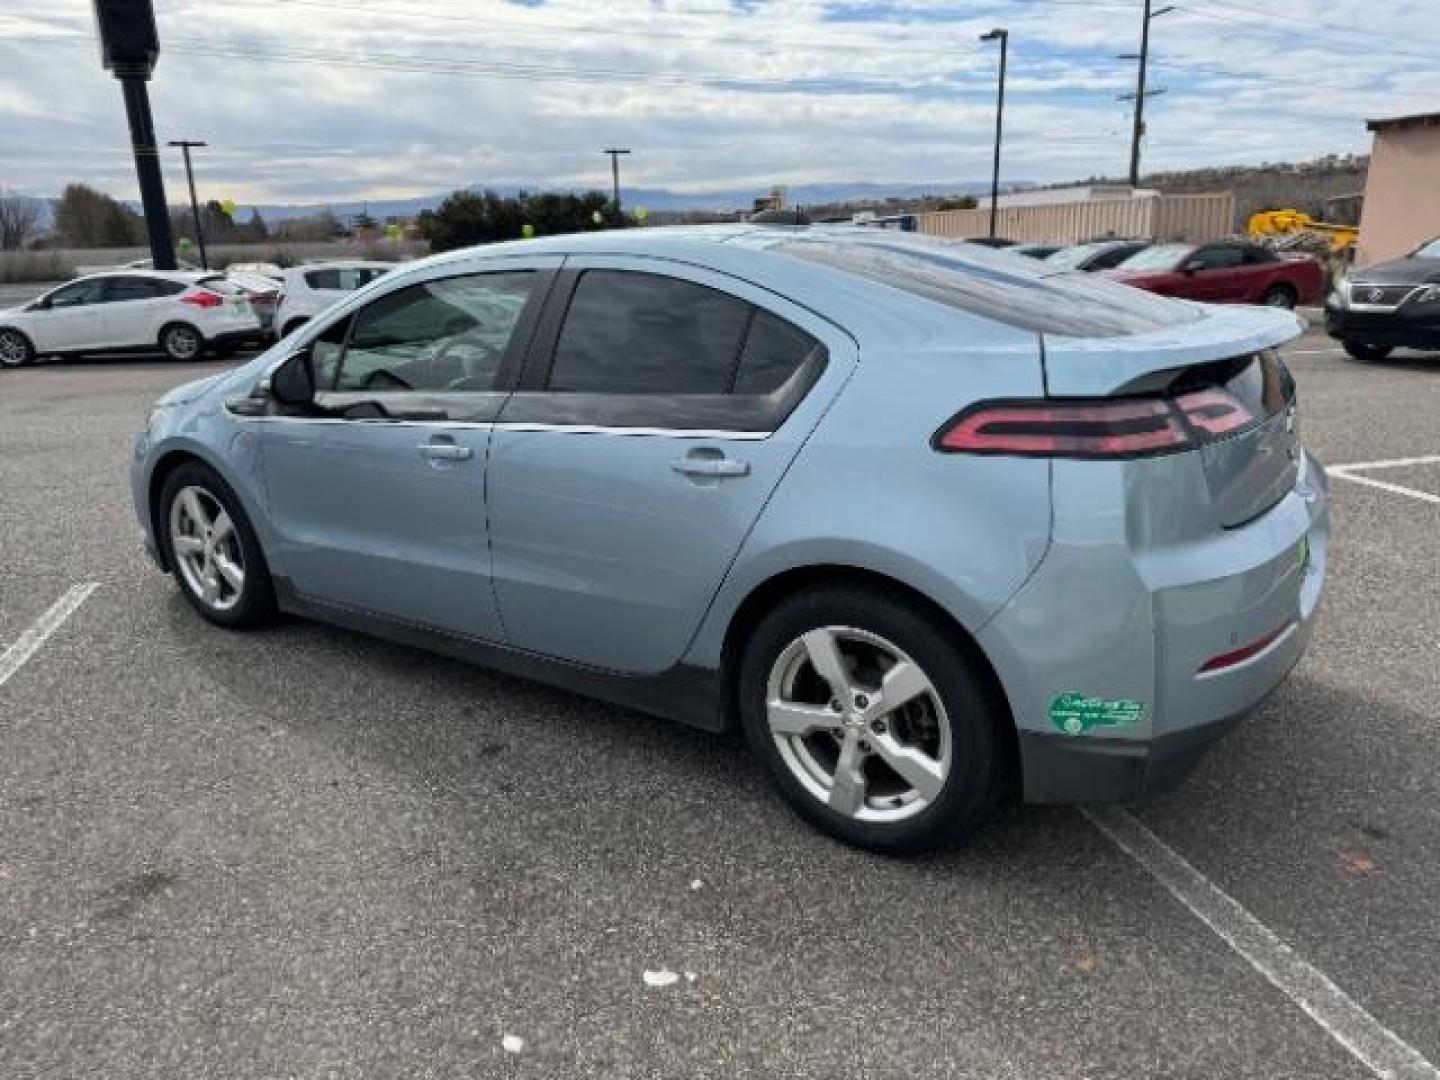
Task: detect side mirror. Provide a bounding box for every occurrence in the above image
[1181,259,1204,275]
[28,298,51,312]
[270,349,315,406]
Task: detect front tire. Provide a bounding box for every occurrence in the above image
[739,585,1011,854]
[159,463,277,630]
[159,322,203,362]
[1342,340,1393,363]
[0,328,35,367]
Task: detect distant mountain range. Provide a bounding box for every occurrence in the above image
[232,180,1008,222]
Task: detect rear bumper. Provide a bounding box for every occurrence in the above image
[978,448,1329,805]
[1325,305,1440,348]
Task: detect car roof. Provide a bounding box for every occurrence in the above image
[68,269,211,285]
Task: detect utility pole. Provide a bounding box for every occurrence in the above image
[168,140,208,270]
[979,28,1008,240]
[603,148,631,215]
[1119,1,1174,188]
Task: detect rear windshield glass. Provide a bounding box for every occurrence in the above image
[196,275,243,295]
[779,234,1204,337]
[1043,243,1109,270]
[1413,237,1440,259]
[1114,243,1191,271]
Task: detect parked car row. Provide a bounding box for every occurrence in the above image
[0,260,395,366]
[974,237,1328,310]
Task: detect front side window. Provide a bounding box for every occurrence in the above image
[1193,246,1246,270]
[331,272,535,393]
[46,279,107,308]
[548,271,752,395]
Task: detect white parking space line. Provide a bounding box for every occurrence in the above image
[1086,808,1440,1080]
[1284,348,1345,356]
[0,583,100,689]
[1329,455,1440,507]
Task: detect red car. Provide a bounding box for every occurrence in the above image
[1105,241,1326,309]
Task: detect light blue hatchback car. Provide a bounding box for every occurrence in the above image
[132,225,1329,853]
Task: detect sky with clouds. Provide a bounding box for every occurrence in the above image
[0,0,1437,205]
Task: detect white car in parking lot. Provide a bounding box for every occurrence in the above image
[273,262,391,338]
[0,271,262,365]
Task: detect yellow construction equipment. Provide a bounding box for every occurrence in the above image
[1247,209,1358,253]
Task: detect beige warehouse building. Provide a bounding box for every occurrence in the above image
[1357,112,1440,266]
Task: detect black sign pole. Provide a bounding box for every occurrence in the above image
[94,0,174,270]
[118,71,175,270]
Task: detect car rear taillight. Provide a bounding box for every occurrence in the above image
[934,388,1256,460]
[180,289,224,309]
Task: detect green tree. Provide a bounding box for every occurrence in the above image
[417,189,624,252]
[53,183,144,246]
[935,195,979,211]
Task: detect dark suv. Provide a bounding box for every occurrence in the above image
[1326,236,1440,361]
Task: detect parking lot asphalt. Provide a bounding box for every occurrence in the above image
[1,330,1437,1079]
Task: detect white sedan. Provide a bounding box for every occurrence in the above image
[0,270,263,365]
[273,261,392,339]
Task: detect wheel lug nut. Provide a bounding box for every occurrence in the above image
[870,719,886,735]
[854,694,869,709]
[829,699,843,713]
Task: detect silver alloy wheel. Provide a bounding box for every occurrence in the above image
[163,326,201,360]
[0,330,28,365]
[169,485,245,612]
[1263,289,1295,308]
[765,626,952,823]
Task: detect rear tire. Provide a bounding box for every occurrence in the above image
[159,322,203,362]
[158,462,277,630]
[1260,284,1297,309]
[0,328,35,367]
[739,584,1011,855]
[1342,341,1393,363]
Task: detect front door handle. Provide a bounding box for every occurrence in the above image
[670,454,749,478]
[418,441,473,461]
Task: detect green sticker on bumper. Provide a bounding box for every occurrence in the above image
[1298,536,1311,574]
[1050,692,1146,736]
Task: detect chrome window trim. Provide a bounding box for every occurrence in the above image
[228,413,768,439]
[494,422,770,440]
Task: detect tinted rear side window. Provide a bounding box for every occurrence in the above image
[734,310,819,394]
[548,270,751,394]
[780,235,1204,337]
[305,267,388,292]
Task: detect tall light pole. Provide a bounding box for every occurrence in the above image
[168,139,208,269]
[603,148,631,216]
[1119,1,1174,188]
[94,0,176,270]
[979,28,1008,240]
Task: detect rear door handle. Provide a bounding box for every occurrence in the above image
[418,441,473,461]
[670,455,749,478]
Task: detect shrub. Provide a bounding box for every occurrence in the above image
[0,251,76,283]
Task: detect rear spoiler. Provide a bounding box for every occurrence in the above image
[1041,304,1304,397]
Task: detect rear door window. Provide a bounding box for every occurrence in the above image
[547,270,751,395]
[305,267,388,292]
[103,276,166,302]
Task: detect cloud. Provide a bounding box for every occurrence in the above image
[0,0,1434,203]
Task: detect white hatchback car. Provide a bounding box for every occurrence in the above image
[0,271,263,365]
[273,262,392,339]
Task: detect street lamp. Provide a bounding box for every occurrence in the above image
[979,28,1008,241]
[603,148,631,215]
